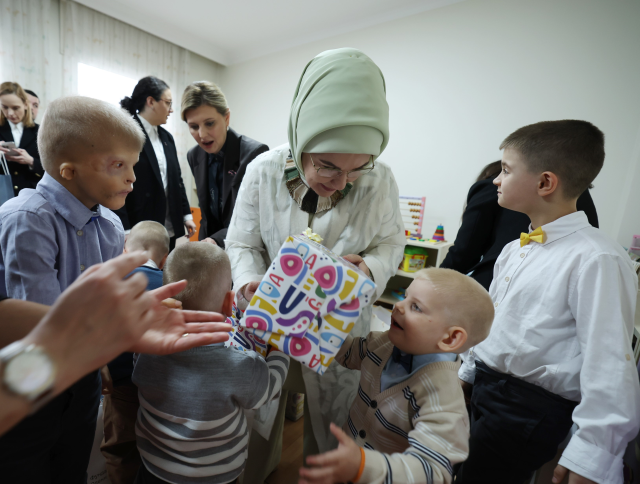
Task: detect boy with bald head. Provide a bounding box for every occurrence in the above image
[132,242,290,484]
[0,96,144,481]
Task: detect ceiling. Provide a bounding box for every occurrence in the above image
[74,0,464,66]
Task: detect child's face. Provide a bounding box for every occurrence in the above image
[388,278,451,355]
[493,148,541,213]
[61,140,139,210]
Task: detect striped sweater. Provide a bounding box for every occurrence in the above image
[131,345,289,484]
[336,331,469,484]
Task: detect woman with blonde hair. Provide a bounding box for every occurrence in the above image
[0,82,44,195]
[182,81,268,247]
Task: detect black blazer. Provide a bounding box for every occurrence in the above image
[0,122,44,195]
[440,178,599,290]
[114,115,191,237]
[187,128,268,247]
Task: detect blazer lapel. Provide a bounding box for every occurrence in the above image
[134,115,162,186]
[19,126,35,149]
[222,128,240,211]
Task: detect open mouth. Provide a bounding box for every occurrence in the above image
[202,140,214,149]
[391,316,404,331]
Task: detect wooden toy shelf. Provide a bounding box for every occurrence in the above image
[377,238,454,306]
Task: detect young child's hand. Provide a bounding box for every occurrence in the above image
[299,423,363,484]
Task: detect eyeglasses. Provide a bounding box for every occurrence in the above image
[309,154,375,181]
[160,99,173,109]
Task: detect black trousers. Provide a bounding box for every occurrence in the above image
[135,463,238,484]
[0,370,101,483]
[455,362,578,484]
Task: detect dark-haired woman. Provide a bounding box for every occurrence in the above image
[440,160,599,290]
[0,82,44,196]
[115,76,196,248]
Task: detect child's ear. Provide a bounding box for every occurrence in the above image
[437,327,468,353]
[158,253,169,270]
[537,171,559,197]
[221,290,235,317]
[59,162,75,180]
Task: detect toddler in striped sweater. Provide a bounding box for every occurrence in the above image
[132,242,290,484]
[299,268,494,484]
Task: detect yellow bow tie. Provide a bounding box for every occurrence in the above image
[520,226,545,247]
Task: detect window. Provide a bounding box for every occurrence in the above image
[77,63,137,106]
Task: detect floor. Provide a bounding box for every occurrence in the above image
[265,417,304,484]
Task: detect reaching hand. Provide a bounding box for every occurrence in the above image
[202,237,218,246]
[299,423,362,484]
[342,254,370,277]
[553,465,597,484]
[184,220,197,238]
[128,280,231,355]
[242,281,260,301]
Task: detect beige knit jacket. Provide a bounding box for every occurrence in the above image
[335,331,469,484]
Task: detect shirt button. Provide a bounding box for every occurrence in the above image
[13,171,18,175]
[494,302,499,308]
[627,354,632,361]
[520,253,525,258]
[77,230,83,236]
[505,277,510,282]
[80,264,86,271]
[370,400,377,409]
[13,186,18,190]
[359,429,366,439]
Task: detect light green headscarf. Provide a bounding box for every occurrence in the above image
[288,48,390,181]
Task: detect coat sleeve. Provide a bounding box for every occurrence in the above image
[439,180,500,274]
[225,161,269,291]
[335,332,378,371]
[26,126,44,182]
[361,169,406,299]
[358,387,469,484]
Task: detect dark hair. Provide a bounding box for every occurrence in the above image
[499,120,604,199]
[24,89,38,99]
[476,160,502,182]
[120,76,169,115]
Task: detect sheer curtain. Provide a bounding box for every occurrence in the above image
[0,0,52,110]
[61,0,197,203]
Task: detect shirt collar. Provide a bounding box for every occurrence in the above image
[9,121,23,131]
[36,173,103,230]
[142,259,159,270]
[138,115,158,137]
[530,211,591,246]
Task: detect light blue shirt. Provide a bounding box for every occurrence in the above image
[380,351,457,392]
[0,173,124,305]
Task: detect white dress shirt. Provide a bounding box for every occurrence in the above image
[459,211,640,484]
[9,121,23,147]
[138,116,192,237]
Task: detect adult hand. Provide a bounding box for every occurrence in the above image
[184,220,197,238]
[299,423,362,484]
[342,254,370,277]
[5,148,34,166]
[128,280,231,355]
[202,237,218,246]
[553,466,596,484]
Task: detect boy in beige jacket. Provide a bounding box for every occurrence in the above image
[298,268,494,484]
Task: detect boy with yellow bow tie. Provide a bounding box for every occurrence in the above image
[456,120,639,484]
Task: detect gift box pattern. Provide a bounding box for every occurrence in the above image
[234,236,376,375]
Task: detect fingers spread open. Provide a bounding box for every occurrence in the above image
[151,280,188,302]
[181,310,228,323]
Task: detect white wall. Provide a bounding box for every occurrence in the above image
[219,0,640,247]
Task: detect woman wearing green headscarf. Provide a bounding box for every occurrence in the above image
[226,48,405,478]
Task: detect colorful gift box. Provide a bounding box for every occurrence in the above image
[228,235,376,375]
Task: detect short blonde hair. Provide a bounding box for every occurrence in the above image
[125,221,170,262]
[414,268,494,348]
[37,96,145,173]
[163,242,231,311]
[0,82,34,128]
[181,81,229,122]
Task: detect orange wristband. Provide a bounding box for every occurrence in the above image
[353,447,366,483]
